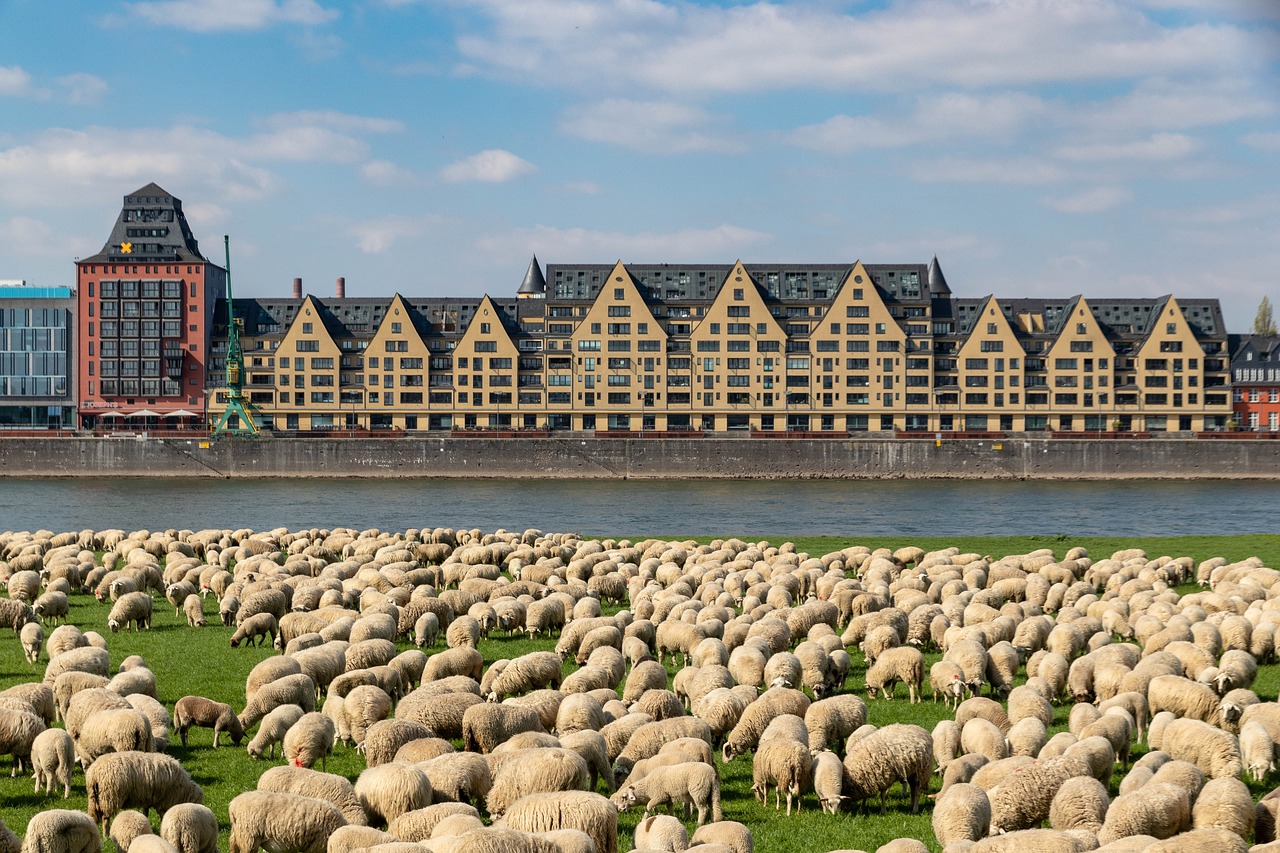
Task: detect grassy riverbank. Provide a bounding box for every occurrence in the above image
[1,534,1277,852]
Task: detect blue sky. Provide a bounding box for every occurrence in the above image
[2,0,1278,330]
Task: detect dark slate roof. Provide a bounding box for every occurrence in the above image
[1230,333,1280,365]
[518,256,546,295]
[215,296,528,342]
[80,183,210,265]
[927,256,951,296]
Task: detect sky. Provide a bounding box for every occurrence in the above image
[1,0,1278,331]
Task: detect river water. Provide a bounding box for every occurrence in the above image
[1,477,1277,537]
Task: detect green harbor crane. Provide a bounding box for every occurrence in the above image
[210,235,258,436]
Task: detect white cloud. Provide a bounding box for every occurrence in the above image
[54,74,110,106]
[451,0,1267,95]
[1042,187,1134,214]
[477,223,772,263]
[1078,77,1275,131]
[439,149,536,183]
[560,99,741,154]
[1055,132,1201,161]
[124,0,339,32]
[1242,131,1280,151]
[0,113,393,208]
[789,92,1045,154]
[350,216,427,253]
[0,216,84,262]
[360,160,421,186]
[0,66,38,98]
[913,156,1067,185]
[261,111,403,134]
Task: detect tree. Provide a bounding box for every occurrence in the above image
[1255,296,1277,335]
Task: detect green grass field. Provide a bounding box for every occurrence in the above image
[2,534,1279,852]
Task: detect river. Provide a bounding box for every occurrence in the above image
[1,477,1276,537]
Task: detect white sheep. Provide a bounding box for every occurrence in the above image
[158,804,218,853]
[751,739,811,815]
[85,751,204,831]
[1191,776,1254,839]
[611,761,723,826]
[632,814,687,852]
[1238,720,1275,783]
[182,596,205,628]
[257,764,368,826]
[864,646,924,703]
[227,790,346,853]
[21,622,44,664]
[19,809,101,853]
[354,760,433,826]
[31,727,76,797]
[496,790,619,853]
[107,593,152,633]
[932,782,990,848]
[1,706,47,775]
[841,723,932,814]
[107,811,152,853]
[245,703,305,760]
[283,711,336,771]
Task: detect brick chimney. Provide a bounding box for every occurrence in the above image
[293,277,302,299]
[336,277,346,299]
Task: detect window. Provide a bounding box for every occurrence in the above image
[846,323,869,335]
[697,341,720,352]
[980,340,1003,352]
[728,306,750,317]
[965,358,988,370]
[613,288,625,300]
[1055,358,1078,370]
[1070,340,1093,352]
[733,288,744,300]
[302,323,313,334]
[607,323,631,335]
[296,340,319,352]
[578,340,601,351]
[311,358,334,370]
[608,306,631,317]
[475,341,497,352]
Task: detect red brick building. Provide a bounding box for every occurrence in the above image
[1229,333,1280,431]
[76,184,225,429]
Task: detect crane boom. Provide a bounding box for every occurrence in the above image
[210,235,259,436]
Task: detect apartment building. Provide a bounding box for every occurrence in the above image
[0,282,75,428]
[205,257,1232,434]
[76,184,225,429]
[1229,334,1280,431]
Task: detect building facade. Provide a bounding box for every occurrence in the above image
[76,183,226,429]
[1229,334,1280,431]
[206,257,1233,434]
[0,282,75,428]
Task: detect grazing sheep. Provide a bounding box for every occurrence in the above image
[497,791,619,853]
[805,694,868,755]
[751,739,812,815]
[182,596,205,629]
[31,727,75,797]
[362,718,434,768]
[987,755,1089,834]
[1159,717,1243,779]
[20,810,101,853]
[1191,776,1254,839]
[108,811,153,853]
[1048,775,1109,833]
[1148,675,1225,725]
[422,647,485,684]
[414,751,492,806]
[720,687,809,762]
[173,697,243,749]
[229,613,278,649]
[932,783,991,849]
[0,706,46,775]
[864,646,924,703]
[463,703,545,755]
[385,803,479,843]
[283,712,336,771]
[75,708,153,766]
[107,593,153,633]
[841,723,932,814]
[227,790,346,853]
[244,704,305,761]
[43,646,110,686]
[354,761,433,826]
[614,716,713,783]
[257,765,368,826]
[1097,782,1191,846]
[238,673,316,731]
[632,814,687,852]
[85,751,204,831]
[158,804,218,853]
[612,761,723,826]
[487,747,591,819]
[929,660,966,709]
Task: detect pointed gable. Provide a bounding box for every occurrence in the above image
[572,261,665,352]
[365,294,432,411]
[1047,296,1115,361]
[274,294,342,413]
[692,260,787,348]
[454,294,521,413]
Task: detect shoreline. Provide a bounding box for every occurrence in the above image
[2,435,1279,480]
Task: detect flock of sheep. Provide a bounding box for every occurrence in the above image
[1,526,1280,853]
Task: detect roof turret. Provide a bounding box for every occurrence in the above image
[927,255,951,295]
[517,255,546,297]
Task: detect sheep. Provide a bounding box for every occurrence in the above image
[1096,782,1191,846]
[158,804,218,853]
[362,718,434,768]
[75,708,153,766]
[805,694,868,755]
[463,703,545,754]
[929,660,966,709]
[182,596,205,628]
[632,814,687,852]
[355,761,433,826]
[987,755,1090,834]
[341,684,392,750]
[487,747,591,819]
[227,790,347,853]
[19,810,101,853]
[422,647,485,684]
[1191,776,1254,839]
[864,646,924,703]
[1005,717,1048,758]
[107,593,153,633]
[932,783,991,849]
[961,718,1008,763]
[751,738,811,815]
[238,673,316,731]
[1159,717,1243,779]
[414,751,492,806]
[395,689,483,741]
[43,646,110,685]
[1215,649,1258,694]
[841,723,932,814]
[1079,710,1134,768]
[720,687,809,762]
[258,765,368,826]
[1048,775,1108,833]
[0,598,34,637]
[173,696,243,749]
[1147,674,1225,725]
[327,826,394,853]
[1239,720,1275,783]
[230,612,278,648]
[413,611,440,648]
[0,706,46,775]
[21,621,44,664]
[219,596,239,627]
[31,727,75,797]
[85,751,204,831]
[386,803,479,843]
[497,791,619,853]
[1,683,56,726]
[611,761,723,826]
[108,811,153,853]
[283,711,336,770]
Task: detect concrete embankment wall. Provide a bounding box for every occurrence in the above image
[1,436,1278,479]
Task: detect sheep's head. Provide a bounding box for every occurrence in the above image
[769,676,791,690]
[722,741,741,763]
[107,618,120,633]
[610,785,638,811]
[1220,701,1242,725]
